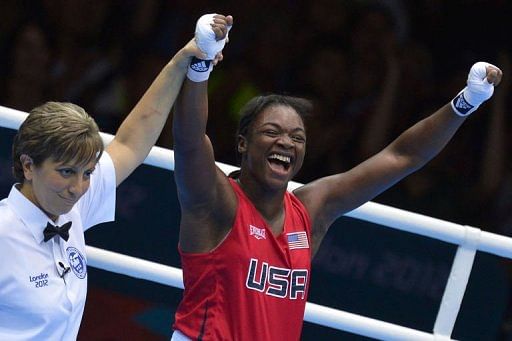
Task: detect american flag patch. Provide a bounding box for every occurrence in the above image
[287,232,309,250]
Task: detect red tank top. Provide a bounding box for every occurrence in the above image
[173,178,312,340]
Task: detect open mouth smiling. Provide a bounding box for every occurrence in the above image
[267,153,292,173]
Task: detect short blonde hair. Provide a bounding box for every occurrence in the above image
[12,102,104,182]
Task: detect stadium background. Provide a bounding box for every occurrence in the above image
[1,1,511,339]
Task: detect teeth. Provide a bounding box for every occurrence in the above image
[269,154,291,163]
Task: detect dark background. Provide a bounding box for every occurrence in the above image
[1,1,512,340]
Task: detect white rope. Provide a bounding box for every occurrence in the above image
[0,105,28,130]
[85,244,443,341]
[5,104,512,340]
[4,105,507,255]
[304,302,447,341]
[86,245,184,289]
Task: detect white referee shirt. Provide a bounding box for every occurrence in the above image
[0,152,116,340]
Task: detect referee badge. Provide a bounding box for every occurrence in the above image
[66,247,87,279]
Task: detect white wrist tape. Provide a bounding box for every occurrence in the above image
[195,13,231,60]
[187,57,213,82]
[186,14,231,82]
[451,62,495,116]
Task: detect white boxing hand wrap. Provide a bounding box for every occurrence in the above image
[195,13,231,60]
[451,62,496,116]
[186,13,231,82]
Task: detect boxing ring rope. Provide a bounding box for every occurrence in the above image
[2,104,511,340]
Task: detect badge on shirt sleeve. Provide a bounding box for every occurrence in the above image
[66,247,87,279]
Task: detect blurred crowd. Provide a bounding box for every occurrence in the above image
[1,0,512,335]
[2,0,510,231]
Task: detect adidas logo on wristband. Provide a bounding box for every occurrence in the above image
[452,92,474,116]
[187,56,213,82]
[190,57,211,72]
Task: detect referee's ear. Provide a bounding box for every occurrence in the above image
[20,154,35,181]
